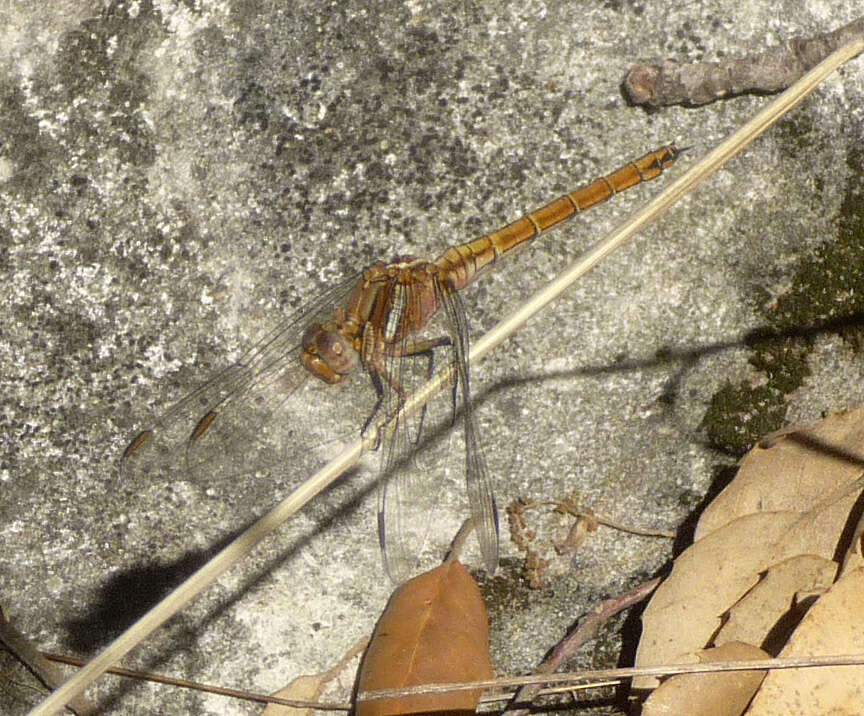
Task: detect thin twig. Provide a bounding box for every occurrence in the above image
[27,36,864,716]
[525,498,677,539]
[477,679,621,704]
[504,577,660,715]
[624,16,864,107]
[444,517,476,563]
[40,652,352,712]
[358,652,864,702]
[572,510,675,540]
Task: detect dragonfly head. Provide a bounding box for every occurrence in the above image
[301,323,358,384]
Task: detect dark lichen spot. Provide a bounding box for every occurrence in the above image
[702,143,864,455]
[703,383,787,455]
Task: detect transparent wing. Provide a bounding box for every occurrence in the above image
[440,281,499,574]
[377,394,443,582]
[120,272,363,486]
[377,276,499,582]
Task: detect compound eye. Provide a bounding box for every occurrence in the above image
[317,331,357,374]
[301,324,323,352]
[300,324,358,382]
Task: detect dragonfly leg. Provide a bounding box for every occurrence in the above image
[361,368,388,447]
[394,335,452,378]
[363,335,454,447]
[390,335,454,444]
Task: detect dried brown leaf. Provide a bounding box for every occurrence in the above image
[634,511,797,688]
[355,561,492,716]
[264,637,364,715]
[635,409,864,689]
[746,566,864,714]
[696,408,864,541]
[642,641,769,716]
[715,555,837,652]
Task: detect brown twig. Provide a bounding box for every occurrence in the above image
[40,647,363,712]
[503,577,661,715]
[507,496,675,587]
[624,16,864,107]
[553,499,677,541]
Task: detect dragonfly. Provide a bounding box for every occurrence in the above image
[122,144,682,581]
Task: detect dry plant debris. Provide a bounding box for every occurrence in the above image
[634,407,864,713]
[263,638,365,715]
[624,16,864,107]
[506,577,661,716]
[507,493,672,588]
[263,675,330,716]
[746,567,864,714]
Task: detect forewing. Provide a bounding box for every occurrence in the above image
[120,273,362,486]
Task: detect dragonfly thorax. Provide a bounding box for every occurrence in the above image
[300,322,360,384]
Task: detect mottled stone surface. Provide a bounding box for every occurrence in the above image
[1,1,862,713]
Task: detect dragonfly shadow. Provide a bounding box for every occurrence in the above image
[63,460,372,654]
[61,461,377,712]
[63,545,232,654]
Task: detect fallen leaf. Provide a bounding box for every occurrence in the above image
[635,409,864,688]
[265,637,366,715]
[746,566,864,715]
[642,641,769,716]
[355,560,493,716]
[715,555,836,653]
[696,408,864,541]
[263,674,326,716]
[634,509,842,688]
